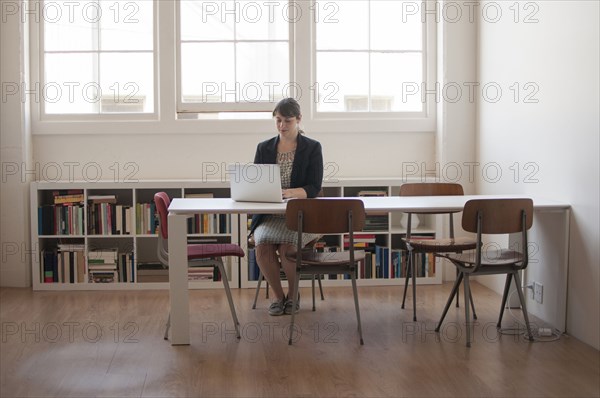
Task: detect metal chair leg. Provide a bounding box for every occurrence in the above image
[311,276,316,311]
[470,289,478,320]
[351,269,364,345]
[497,273,514,328]
[436,272,463,332]
[252,271,263,309]
[455,268,460,308]
[164,313,170,340]
[317,274,325,300]
[513,271,534,341]
[218,262,241,339]
[288,276,301,345]
[464,274,472,347]
[411,253,417,321]
[401,252,411,309]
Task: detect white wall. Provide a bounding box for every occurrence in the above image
[31,131,434,181]
[1,4,32,287]
[477,1,600,349]
[436,4,477,283]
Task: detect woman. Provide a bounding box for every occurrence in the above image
[249,98,323,316]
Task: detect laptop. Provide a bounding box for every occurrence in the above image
[228,163,285,203]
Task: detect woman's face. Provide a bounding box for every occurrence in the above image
[274,112,301,136]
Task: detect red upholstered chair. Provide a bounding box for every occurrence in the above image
[154,192,245,341]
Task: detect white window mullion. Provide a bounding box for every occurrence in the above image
[162,0,177,121]
[367,0,371,112]
[295,0,313,120]
[35,0,45,120]
[93,0,100,114]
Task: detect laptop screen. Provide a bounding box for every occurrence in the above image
[229,164,284,203]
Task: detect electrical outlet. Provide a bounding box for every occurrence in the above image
[534,282,543,304]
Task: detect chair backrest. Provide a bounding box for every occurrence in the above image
[399,183,465,237]
[285,199,365,234]
[462,198,534,234]
[399,183,464,197]
[154,192,171,239]
[399,183,465,217]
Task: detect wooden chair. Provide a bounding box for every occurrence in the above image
[399,183,477,321]
[284,199,366,345]
[251,189,326,311]
[435,198,535,347]
[154,192,245,341]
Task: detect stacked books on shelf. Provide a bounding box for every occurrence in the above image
[88,195,133,235]
[358,190,389,231]
[40,243,86,283]
[135,202,158,235]
[88,248,135,283]
[136,261,223,282]
[137,262,168,283]
[38,190,84,235]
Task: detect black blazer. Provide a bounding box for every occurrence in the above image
[249,133,323,236]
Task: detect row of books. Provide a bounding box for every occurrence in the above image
[38,204,85,235]
[187,214,230,234]
[40,200,228,236]
[88,202,136,235]
[136,202,158,235]
[41,246,135,283]
[41,244,86,283]
[246,244,436,281]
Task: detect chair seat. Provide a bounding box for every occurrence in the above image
[404,237,476,252]
[187,243,245,260]
[443,249,524,266]
[286,250,366,267]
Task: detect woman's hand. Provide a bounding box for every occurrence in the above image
[282,188,307,199]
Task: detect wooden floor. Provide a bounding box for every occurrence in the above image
[1,282,598,398]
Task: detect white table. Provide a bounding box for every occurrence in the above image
[167,195,570,345]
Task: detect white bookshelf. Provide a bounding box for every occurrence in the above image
[30,180,240,291]
[31,178,444,291]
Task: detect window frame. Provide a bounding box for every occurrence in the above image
[30,0,436,135]
[175,0,296,114]
[31,0,159,125]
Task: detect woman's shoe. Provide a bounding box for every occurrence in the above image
[268,297,286,316]
[284,294,300,315]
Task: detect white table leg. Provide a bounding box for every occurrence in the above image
[168,212,190,345]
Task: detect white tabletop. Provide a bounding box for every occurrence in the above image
[168,195,570,214]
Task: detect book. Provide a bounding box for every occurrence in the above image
[247,248,260,281]
[54,193,84,204]
[88,195,117,204]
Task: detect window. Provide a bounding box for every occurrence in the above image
[315,0,424,113]
[39,0,155,115]
[31,0,434,132]
[178,0,291,113]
